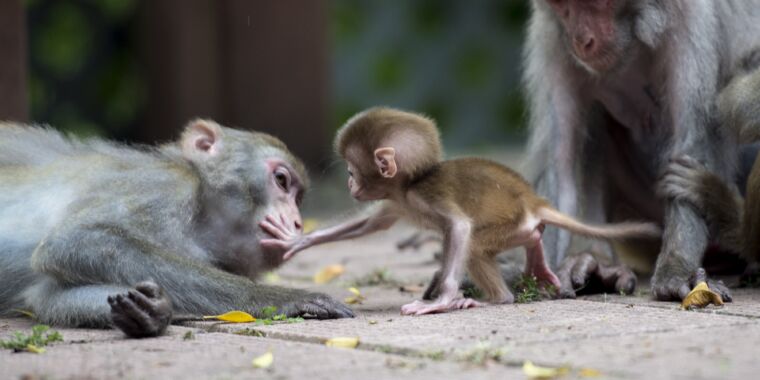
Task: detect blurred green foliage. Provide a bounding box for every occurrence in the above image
[26,0,143,138]
[329,0,530,149]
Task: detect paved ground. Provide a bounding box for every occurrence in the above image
[3,150,759,379]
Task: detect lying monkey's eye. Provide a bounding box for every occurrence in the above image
[347,169,353,177]
[274,168,290,192]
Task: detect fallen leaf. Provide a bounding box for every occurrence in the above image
[681,281,724,309]
[11,309,36,319]
[303,218,319,234]
[26,344,45,354]
[368,320,378,325]
[578,368,602,378]
[263,272,280,284]
[203,311,256,323]
[399,284,425,293]
[314,264,345,284]
[344,287,366,304]
[522,361,569,379]
[252,351,273,369]
[325,337,360,349]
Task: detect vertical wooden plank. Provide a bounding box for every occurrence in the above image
[137,0,220,142]
[0,0,28,122]
[218,0,329,167]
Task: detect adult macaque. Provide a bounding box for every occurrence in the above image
[0,120,353,339]
[261,108,660,315]
[660,61,760,280]
[522,0,760,301]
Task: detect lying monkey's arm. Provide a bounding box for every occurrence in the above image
[260,205,400,260]
[30,221,353,329]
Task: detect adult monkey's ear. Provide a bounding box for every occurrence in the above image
[181,119,224,160]
[374,147,397,178]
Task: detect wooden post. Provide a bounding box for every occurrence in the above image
[138,0,329,167]
[0,0,28,122]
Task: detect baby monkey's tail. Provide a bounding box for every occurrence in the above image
[536,207,661,240]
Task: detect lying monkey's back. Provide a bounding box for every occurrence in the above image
[0,124,199,249]
[411,157,545,227]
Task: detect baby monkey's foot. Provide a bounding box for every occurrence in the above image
[529,268,561,291]
[400,298,484,316]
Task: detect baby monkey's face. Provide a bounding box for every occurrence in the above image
[346,160,387,201]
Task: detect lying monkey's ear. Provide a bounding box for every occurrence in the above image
[374,147,397,178]
[181,119,224,159]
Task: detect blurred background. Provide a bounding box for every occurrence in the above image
[1,0,529,211]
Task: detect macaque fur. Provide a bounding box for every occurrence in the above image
[522,0,760,301]
[0,120,353,338]
[262,108,659,315]
[661,60,760,272]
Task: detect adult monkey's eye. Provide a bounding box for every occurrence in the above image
[347,169,354,177]
[274,168,290,191]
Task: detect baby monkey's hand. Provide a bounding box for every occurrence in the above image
[260,214,311,261]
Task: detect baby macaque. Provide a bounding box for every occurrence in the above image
[261,107,661,315]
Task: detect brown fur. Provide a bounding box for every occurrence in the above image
[337,108,660,306]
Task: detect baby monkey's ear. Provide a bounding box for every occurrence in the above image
[374,147,397,178]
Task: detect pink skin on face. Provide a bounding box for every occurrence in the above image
[546,0,619,72]
[258,159,304,259]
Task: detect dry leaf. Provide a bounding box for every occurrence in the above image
[578,368,602,378]
[11,309,36,319]
[368,320,378,325]
[203,311,256,323]
[399,284,425,293]
[522,361,569,379]
[344,287,366,304]
[252,351,273,369]
[314,264,345,284]
[303,218,319,233]
[263,272,281,284]
[26,344,45,354]
[681,281,724,309]
[325,337,360,349]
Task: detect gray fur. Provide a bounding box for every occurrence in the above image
[0,121,351,328]
[522,0,760,300]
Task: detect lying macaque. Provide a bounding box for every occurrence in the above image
[261,107,661,315]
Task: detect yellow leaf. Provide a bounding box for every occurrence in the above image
[325,337,360,349]
[11,309,36,319]
[522,361,569,379]
[344,287,366,304]
[263,272,281,284]
[252,351,274,369]
[303,218,319,233]
[26,344,46,354]
[203,311,256,323]
[681,281,724,309]
[313,264,345,284]
[578,368,602,378]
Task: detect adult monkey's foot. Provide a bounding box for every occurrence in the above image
[652,267,732,302]
[280,292,355,319]
[108,281,173,339]
[556,252,637,298]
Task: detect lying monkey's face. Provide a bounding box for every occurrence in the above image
[545,0,630,73]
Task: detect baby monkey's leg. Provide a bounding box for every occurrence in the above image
[401,219,483,315]
[524,226,561,290]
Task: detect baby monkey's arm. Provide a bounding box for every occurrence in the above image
[260,204,400,260]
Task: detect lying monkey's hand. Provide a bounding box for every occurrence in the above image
[108,281,173,338]
[260,214,311,260]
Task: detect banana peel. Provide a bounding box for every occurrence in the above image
[681,281,724,310]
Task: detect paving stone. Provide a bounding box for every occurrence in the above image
[581,288,760,319]
[0,329,523,380]
[508,324,760,380]
[193,299,754,355]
